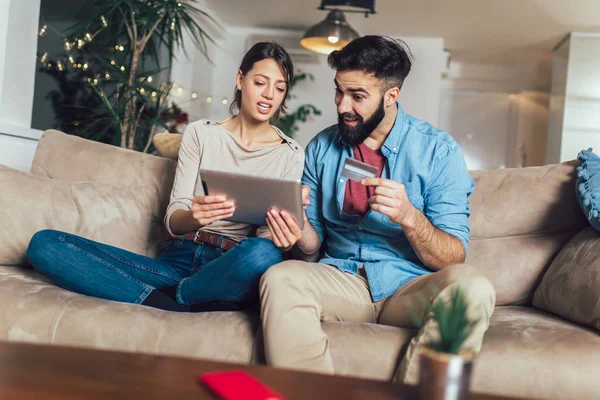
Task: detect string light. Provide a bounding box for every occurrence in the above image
[35,21,214,115]
[222,98,228,105]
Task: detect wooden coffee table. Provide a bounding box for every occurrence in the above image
[0,341,511,399]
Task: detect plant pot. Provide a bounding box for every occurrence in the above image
[418,348,474,400]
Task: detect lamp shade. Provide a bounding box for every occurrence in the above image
[300,10,359,55]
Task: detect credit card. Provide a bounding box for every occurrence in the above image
[341,158,379,182]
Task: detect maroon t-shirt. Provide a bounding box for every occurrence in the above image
[343,143,387,217]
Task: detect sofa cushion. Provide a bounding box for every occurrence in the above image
[472,306,600,400]
[576,148,600,232]
[467,162,588,305]
[153,132,182,160]
[0,265,259,363]
[253,322,416,382]
[0,165,161,265]
[532,227,600,331]
[30,130,177,253]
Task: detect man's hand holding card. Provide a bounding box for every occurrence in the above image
[342,157,418,228]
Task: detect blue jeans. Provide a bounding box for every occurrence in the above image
[26,230,283,307]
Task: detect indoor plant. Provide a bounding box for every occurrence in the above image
[412,284,478,400]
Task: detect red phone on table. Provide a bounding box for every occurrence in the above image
[199,370,285,400]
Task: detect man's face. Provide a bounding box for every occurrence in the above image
[334,70,387,146]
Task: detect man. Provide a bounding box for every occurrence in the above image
[260,35,495,384]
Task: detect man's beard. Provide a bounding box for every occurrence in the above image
[338,98,386,146]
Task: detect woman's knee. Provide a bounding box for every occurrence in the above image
[27,229,66,269]
[239,237,283,266]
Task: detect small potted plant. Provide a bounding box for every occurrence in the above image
[412,284,478,400]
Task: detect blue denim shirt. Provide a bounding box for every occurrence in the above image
[303,104,475,301]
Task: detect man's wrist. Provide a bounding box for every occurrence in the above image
[396,205,420,231]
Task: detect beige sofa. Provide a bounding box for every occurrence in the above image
[1,130,599,399]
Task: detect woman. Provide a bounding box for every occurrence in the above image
[27,42,307,312]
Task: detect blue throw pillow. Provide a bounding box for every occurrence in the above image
[576,148,600,231]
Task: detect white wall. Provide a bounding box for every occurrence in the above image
[439,61,551,170]
[516,91,550,167]
[171,28,447,148]
[545,37,569,164]
[547,33,600,163]
[0,0,43,172]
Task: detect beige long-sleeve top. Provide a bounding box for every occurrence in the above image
[164,119,305,242]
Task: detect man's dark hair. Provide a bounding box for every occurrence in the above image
[328,35,413,92]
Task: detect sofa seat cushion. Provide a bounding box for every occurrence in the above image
[308,322,415,381]
[0,266,259,363]
[473,306,600,400]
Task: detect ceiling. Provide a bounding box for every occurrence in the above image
[205,0,600,65]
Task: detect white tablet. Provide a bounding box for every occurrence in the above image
[197,169,304,230]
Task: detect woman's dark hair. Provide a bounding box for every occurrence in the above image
[229,42,294,121]
[328,36,413,92]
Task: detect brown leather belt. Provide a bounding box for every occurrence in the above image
[184,231,237,251]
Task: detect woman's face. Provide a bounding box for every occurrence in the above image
[236,58,288,123]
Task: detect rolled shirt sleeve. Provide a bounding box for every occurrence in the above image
[424,144,475,253]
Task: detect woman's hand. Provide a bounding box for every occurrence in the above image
[266,207,303,250]
[191,195,235,226]
[266,185,311,249]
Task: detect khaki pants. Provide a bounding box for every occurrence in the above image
[259,261,496,384]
